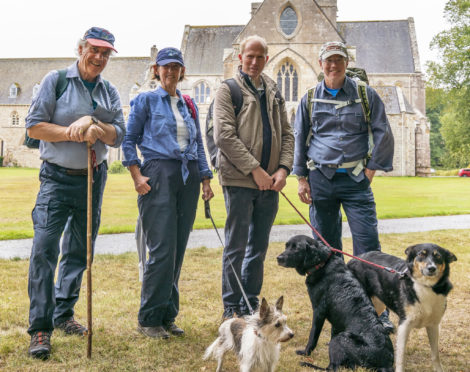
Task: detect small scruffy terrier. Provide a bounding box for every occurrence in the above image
[204,296,294,372]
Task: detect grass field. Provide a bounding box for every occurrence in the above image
[0,229,468,371]
[0,168,469,240]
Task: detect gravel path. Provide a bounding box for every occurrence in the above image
[1,215,469,259]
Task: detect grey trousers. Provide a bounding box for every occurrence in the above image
[137,159,200,327]
[221,186,279,314]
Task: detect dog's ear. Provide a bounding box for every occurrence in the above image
[275,296,284,312]
[404,245,418,262]
[443,248,457,263]
[259,298,269,319]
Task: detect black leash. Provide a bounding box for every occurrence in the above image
[204,200,254,315]
[280,191,406,277]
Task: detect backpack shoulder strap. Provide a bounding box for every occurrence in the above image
[224,78,243,116]
[354,80,373,157]
[305,86,317,147]
[182,94,197,119]
[55,69,69,100]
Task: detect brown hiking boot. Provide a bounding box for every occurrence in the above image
[29,331,52,359]
[55,318,87,336]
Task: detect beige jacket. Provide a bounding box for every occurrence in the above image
[213,71,294,189]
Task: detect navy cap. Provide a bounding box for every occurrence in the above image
[83,27,117,53]
[156,47,184,66]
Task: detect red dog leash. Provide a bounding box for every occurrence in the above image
[280,191,405,277]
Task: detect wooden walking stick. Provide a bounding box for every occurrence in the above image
[86,142,93,358]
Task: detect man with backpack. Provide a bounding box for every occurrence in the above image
[213,35,294,319]
[25,27,125,359]
[293,41,395,331]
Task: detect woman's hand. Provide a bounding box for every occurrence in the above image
[202,179,214,201]
[128,164,151,195]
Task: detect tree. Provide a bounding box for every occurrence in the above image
[425,87,446,167]
[426,0,470,168]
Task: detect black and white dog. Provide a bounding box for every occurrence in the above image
[277,235,394,371]
[347,243,457,372]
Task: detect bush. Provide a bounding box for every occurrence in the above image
[108,160,127,174]
[0,156,3,167]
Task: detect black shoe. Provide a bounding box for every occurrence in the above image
[55,318,87,336]
[221,307,239,322]
[29,331,51,360]
[137,324,170,339]
[164,322,184,336]
[379,311,395,334]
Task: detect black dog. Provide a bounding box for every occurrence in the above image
[277,235,394,371]
[347,244,457,372]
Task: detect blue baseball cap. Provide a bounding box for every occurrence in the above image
[83,27,117,53]
[156,47,184,66]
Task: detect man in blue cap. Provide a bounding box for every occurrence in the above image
[25,27,124,359]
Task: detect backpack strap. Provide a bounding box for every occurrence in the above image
[354,80,373,158]
[305,86,316,147]
[224,78,243,116]
[182,94,197,119]
[55,69,69,100]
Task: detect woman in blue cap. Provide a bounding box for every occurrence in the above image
[122,47,214,339]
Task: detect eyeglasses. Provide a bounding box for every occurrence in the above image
[322,57,346,65]
[161,63,182,70]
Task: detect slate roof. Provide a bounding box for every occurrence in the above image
[338,20,416,74]
[181,20,416,75]
[0,57,150,106]
[182,25,244,75]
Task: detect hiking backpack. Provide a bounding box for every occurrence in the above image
[305,67,373,157]
[23,69,110,148]
[205,78,243,169]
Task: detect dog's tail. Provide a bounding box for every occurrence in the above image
[300,361,327,370]
[203,338,219,360]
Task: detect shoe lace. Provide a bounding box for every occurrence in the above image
[32,331,51,346]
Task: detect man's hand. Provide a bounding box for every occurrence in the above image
[83,125,105,144]
[298,177,312,204]
[271,168,288,192]
[201,179,214,201]
[364,168,376,183]
[252,166,273,191]
[66,116,93,142]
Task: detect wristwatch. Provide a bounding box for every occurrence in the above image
[90,116,99,125]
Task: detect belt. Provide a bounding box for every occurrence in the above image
[44,161,105,176]
[306,159,366,176]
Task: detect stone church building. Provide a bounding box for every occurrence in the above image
[0,0,430,176]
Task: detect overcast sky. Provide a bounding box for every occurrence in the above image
[1,0,449,68]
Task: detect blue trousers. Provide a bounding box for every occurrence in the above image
[138,159,200,327]
[28,161,107,335]
[221,186,278,314]
[308,170,380,256]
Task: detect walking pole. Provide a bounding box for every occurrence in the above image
[86,142,93,358]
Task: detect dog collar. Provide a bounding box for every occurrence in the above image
[306,252,332,276]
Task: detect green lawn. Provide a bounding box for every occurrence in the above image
[1,167,469,240]
[0,230,469,371]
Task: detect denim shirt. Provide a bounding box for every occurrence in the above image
[293,76,394,181]
[25,62,125,169]
[121,86,212,183]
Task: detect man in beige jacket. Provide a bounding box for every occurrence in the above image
[213,35,294,319]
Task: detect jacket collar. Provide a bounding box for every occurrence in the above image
[67,61,106,86]
[320,75,357,97]
[155,86,183,101]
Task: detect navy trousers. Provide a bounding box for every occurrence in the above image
[138,159,200,327]
[308,169,380,256]
[28,161,106,335]
[221,186,278,314]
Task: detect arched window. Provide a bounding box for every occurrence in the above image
[194,81,211,104]
[11,111,20,126]
[9,83,19,98]
[280,6,298,36]
[32,83,40,99]
[276,60,298,102]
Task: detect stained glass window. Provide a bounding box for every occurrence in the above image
[280,6,298,36]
